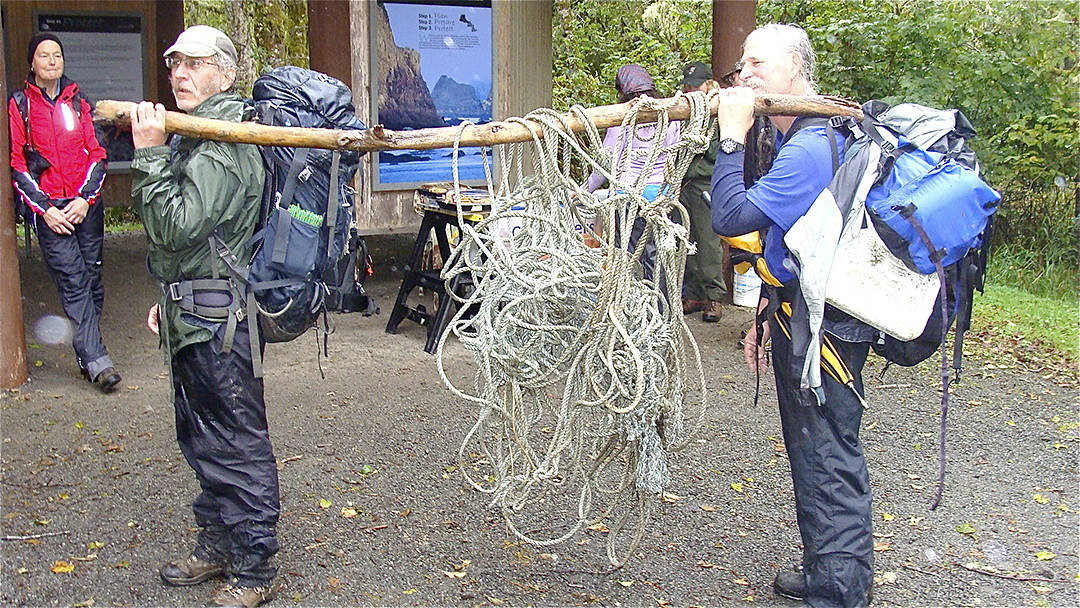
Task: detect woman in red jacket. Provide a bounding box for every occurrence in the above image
[9,33,120,392]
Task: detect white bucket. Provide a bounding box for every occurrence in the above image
[492,204,527,250]
[732,266,762,308]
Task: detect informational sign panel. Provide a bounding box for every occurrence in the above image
[37,14,143,165]
[372,0,493,189]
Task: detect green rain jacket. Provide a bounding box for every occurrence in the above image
[131,93,264,360]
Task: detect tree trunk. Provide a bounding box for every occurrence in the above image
[226,1,257,95]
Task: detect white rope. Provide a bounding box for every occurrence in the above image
[437,90,717,566]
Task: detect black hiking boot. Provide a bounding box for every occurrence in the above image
[773,567,875,605]
[773,568,806,601]
[94,367,122,393]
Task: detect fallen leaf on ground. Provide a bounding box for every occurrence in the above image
[441,570,466,579]
[874,571,898,585]
[700,504,716,512]
[50,560,74,573]
[1035,551,1055,560]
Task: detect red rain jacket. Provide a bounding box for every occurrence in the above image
[9,76,107,215]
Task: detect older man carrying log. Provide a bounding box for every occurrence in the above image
[710,24,875,608]
[129,25,279,608]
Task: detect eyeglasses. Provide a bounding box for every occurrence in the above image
[164,56,218,72]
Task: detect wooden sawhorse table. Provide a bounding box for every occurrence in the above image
[384,186,488,353]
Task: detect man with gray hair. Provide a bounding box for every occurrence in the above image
[129,25,279,608]
[710,23,875,608]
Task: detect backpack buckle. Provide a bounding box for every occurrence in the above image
[828,115,846,129]
[166,281,183,302]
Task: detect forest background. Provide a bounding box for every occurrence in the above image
[180,0,1077,359]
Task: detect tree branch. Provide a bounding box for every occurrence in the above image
[94,93,862,153]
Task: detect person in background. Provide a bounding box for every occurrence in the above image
[130,25,279,608]
[676,61,726,322]
[585,64,681,282]
[8,33,119,393]
[710,24,875,608]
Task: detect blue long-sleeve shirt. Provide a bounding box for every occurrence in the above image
[710,119,844,284]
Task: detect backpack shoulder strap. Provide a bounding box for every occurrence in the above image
[785,116,842,173]
[11,89,29,131]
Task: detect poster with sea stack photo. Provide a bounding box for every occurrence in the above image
[373,0,493,188]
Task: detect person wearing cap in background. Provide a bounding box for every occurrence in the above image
[128,25,279,608]
[676,61,727,322]
[585,64,681,282]
[8,33,120,392]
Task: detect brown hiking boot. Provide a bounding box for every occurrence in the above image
[160,552,226,586]
[209,579,281,608]
[682,298,707,315]
[701,300,723,323]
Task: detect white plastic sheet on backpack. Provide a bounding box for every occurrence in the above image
[825,212,940,340]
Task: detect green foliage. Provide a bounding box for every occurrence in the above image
[972,282,1079,361]
[552,0,711,111]
[103,207,142,233]
[183,0,309,94]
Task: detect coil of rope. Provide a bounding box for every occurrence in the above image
[437,90,716,567]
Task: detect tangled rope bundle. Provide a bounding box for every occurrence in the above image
[437,91,716,566]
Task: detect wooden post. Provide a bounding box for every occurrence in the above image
[712,0,758,78]
[155,0,186,111]
[0,34,29,388]
[95,93,862,153]
[307,0,353,88]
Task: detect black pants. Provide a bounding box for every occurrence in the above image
[34,202,113,379]
[771,318,874,608]
[171,320,279,585]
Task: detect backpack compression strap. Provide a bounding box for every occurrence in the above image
[270,147,311,266]
[324,151,340,263]
[899,206,951,510]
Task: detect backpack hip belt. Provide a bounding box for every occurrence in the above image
[162,277,253,360]
[164,278,242,322]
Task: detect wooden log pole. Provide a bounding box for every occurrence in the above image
[95,93,862,153]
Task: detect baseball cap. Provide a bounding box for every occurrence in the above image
[680,61,713,88]
[163,25,237,65]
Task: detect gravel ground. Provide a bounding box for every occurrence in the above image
[2,230,1076,607]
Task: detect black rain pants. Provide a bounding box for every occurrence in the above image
[34,201,113,379]
[771,317,874,608]
[171,319,279,586]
